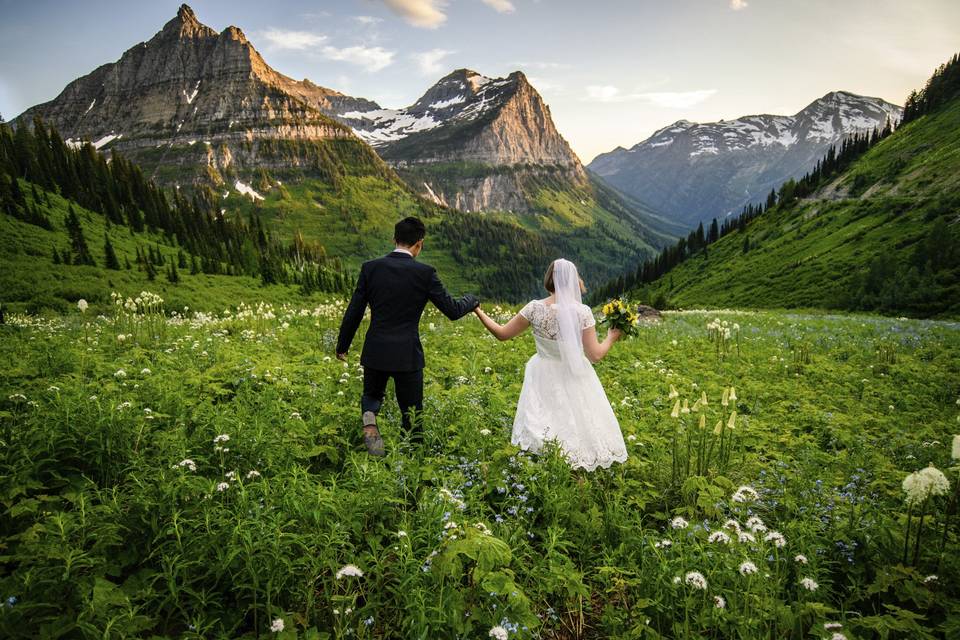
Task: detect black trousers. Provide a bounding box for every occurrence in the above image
[361,367,424,439]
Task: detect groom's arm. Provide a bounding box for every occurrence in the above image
[336,266,369,357]
[427,268,479,320]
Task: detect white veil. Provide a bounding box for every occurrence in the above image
[551,259,588,376]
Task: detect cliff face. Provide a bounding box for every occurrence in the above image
[15,5,384,185]
[334,69,588,212]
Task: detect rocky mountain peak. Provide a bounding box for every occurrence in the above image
[160,4,215,40]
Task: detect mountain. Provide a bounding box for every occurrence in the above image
[12,4,388,186]
[8,5,678,302]
[597,56,960,318]
[589,91,902,229]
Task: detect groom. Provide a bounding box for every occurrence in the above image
[336,216,479,456]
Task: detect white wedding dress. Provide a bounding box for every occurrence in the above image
[512,298,628,471]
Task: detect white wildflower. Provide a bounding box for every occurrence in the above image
[732,485,759,503]
[902,464,951,507]
[923,574,938,584]
[794,554,808,564]
[489,626,508,640]
[684,571,708,590]
[216,482,230,492]
[739,561,758,575]
[270,618,284,632]
[335,564,364,579]
[246,470,261,479]
[713,595,726,609]
[738,531,756,543]
[745,516,766,532]
[77,299,88,313]
[708,531,731,544]
[397,530,407,537]
[764,531,787,548]
[799,577,818,591]
[722,519,742,533]
[824,622,843,630]
[173,459,197,472]
[114,369,127,379]
[670,516,689,529]
[213,434,230,444]
[479,428,492,436]
[654,539,672,549]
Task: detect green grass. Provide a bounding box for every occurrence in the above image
[634,99,960,318]
[1,301,958,638]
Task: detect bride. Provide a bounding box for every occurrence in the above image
[473,259,628,471]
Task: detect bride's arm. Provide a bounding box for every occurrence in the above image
[582,325,622,363]
[474,306,529,341]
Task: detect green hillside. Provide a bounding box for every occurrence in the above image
[621,83,960,318]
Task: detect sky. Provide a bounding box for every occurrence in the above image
[0,0,957,163]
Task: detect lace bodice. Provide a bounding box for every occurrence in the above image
[519,299,595,340]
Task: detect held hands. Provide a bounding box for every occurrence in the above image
[608,327,623,343]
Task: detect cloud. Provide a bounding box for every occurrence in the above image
[527,76,563,94]
[481,0,516,14]
[353,16,383,25]
[413,49,456,75]
[380,0,448,29]
[322,45,396,72]
[729,0,749,10]
[260,28,327,50]
[585,86,717,108]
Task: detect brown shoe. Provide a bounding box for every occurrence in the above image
[362,412,385,457]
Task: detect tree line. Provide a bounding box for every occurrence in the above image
[0,117,352,293]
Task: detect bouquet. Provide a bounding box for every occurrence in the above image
[599,299,640,337]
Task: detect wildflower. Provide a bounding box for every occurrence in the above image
[668,384,679,399]
[444,521,459,530]
[364,617,374,626]
[731,485,759,503]
[489,626,509,640]
[700,391,708,406]
[746,516,766,532]
[397,530,408,537]
[739,561,758,575]
[729,387,737,401]
[270,618,284,632]
[952,435,960,460]
[77,299,88,313]
[173,459,197,472]
[764,531,787,548]
[246,470,261,479]
[824,622,843,630]
[225,471,237,481]
[923,574,938,584]
[8,393,27,402]
[684,571,708,590]
[670,399,681,418]
[714,595,726,608]
[672,575,681,584]
[216,482,230,492]
[48,385,61,393]
[721,387,730,406]
[213,434,230,444]
[140,368,151,375]
[794,554,808,564]
[480,428,492,436]
[799,577,818,591]
[681,399,690,414]
[336,564,364,579]
[114,369,127,379]
[722,519,742,533]
[708,531,731,544]
[830,634,847,640]
[654,539,672,548]
[738,531,756,543]
[627,434,637,441]
[670,516,689,529]
[727,410,737,430]
[902,464,951,507]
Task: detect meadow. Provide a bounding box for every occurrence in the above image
[0,296,958,639]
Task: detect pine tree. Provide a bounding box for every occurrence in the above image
[65,204,95,265]
[52,246,61,264]
[166,261,180,283]
[104,233,121,270]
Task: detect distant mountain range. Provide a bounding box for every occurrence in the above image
[9,4,681,300]
[589,92,902,229]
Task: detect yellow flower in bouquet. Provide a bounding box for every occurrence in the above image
[599,298,641,337]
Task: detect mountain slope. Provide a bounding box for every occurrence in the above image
[625,93,960,318]
[590,92,902,229]
[12,4,389,187]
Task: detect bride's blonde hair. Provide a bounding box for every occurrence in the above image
[544,260,586,294]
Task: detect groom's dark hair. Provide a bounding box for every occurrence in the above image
[395,216,426,247]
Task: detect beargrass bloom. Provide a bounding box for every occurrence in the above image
[684,571,708,590]
[270,619,284,632]
[670,399,681,418]
[668,384,679,399]
[77,299,88,313]
[489,626,508,640]
[902,465,951,507]
[336,564,364,579]
[800,577,819,591]
[739,561,758,575]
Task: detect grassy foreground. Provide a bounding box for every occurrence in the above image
[0,299,958,639]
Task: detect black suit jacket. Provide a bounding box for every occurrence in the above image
[336,252,478,372]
